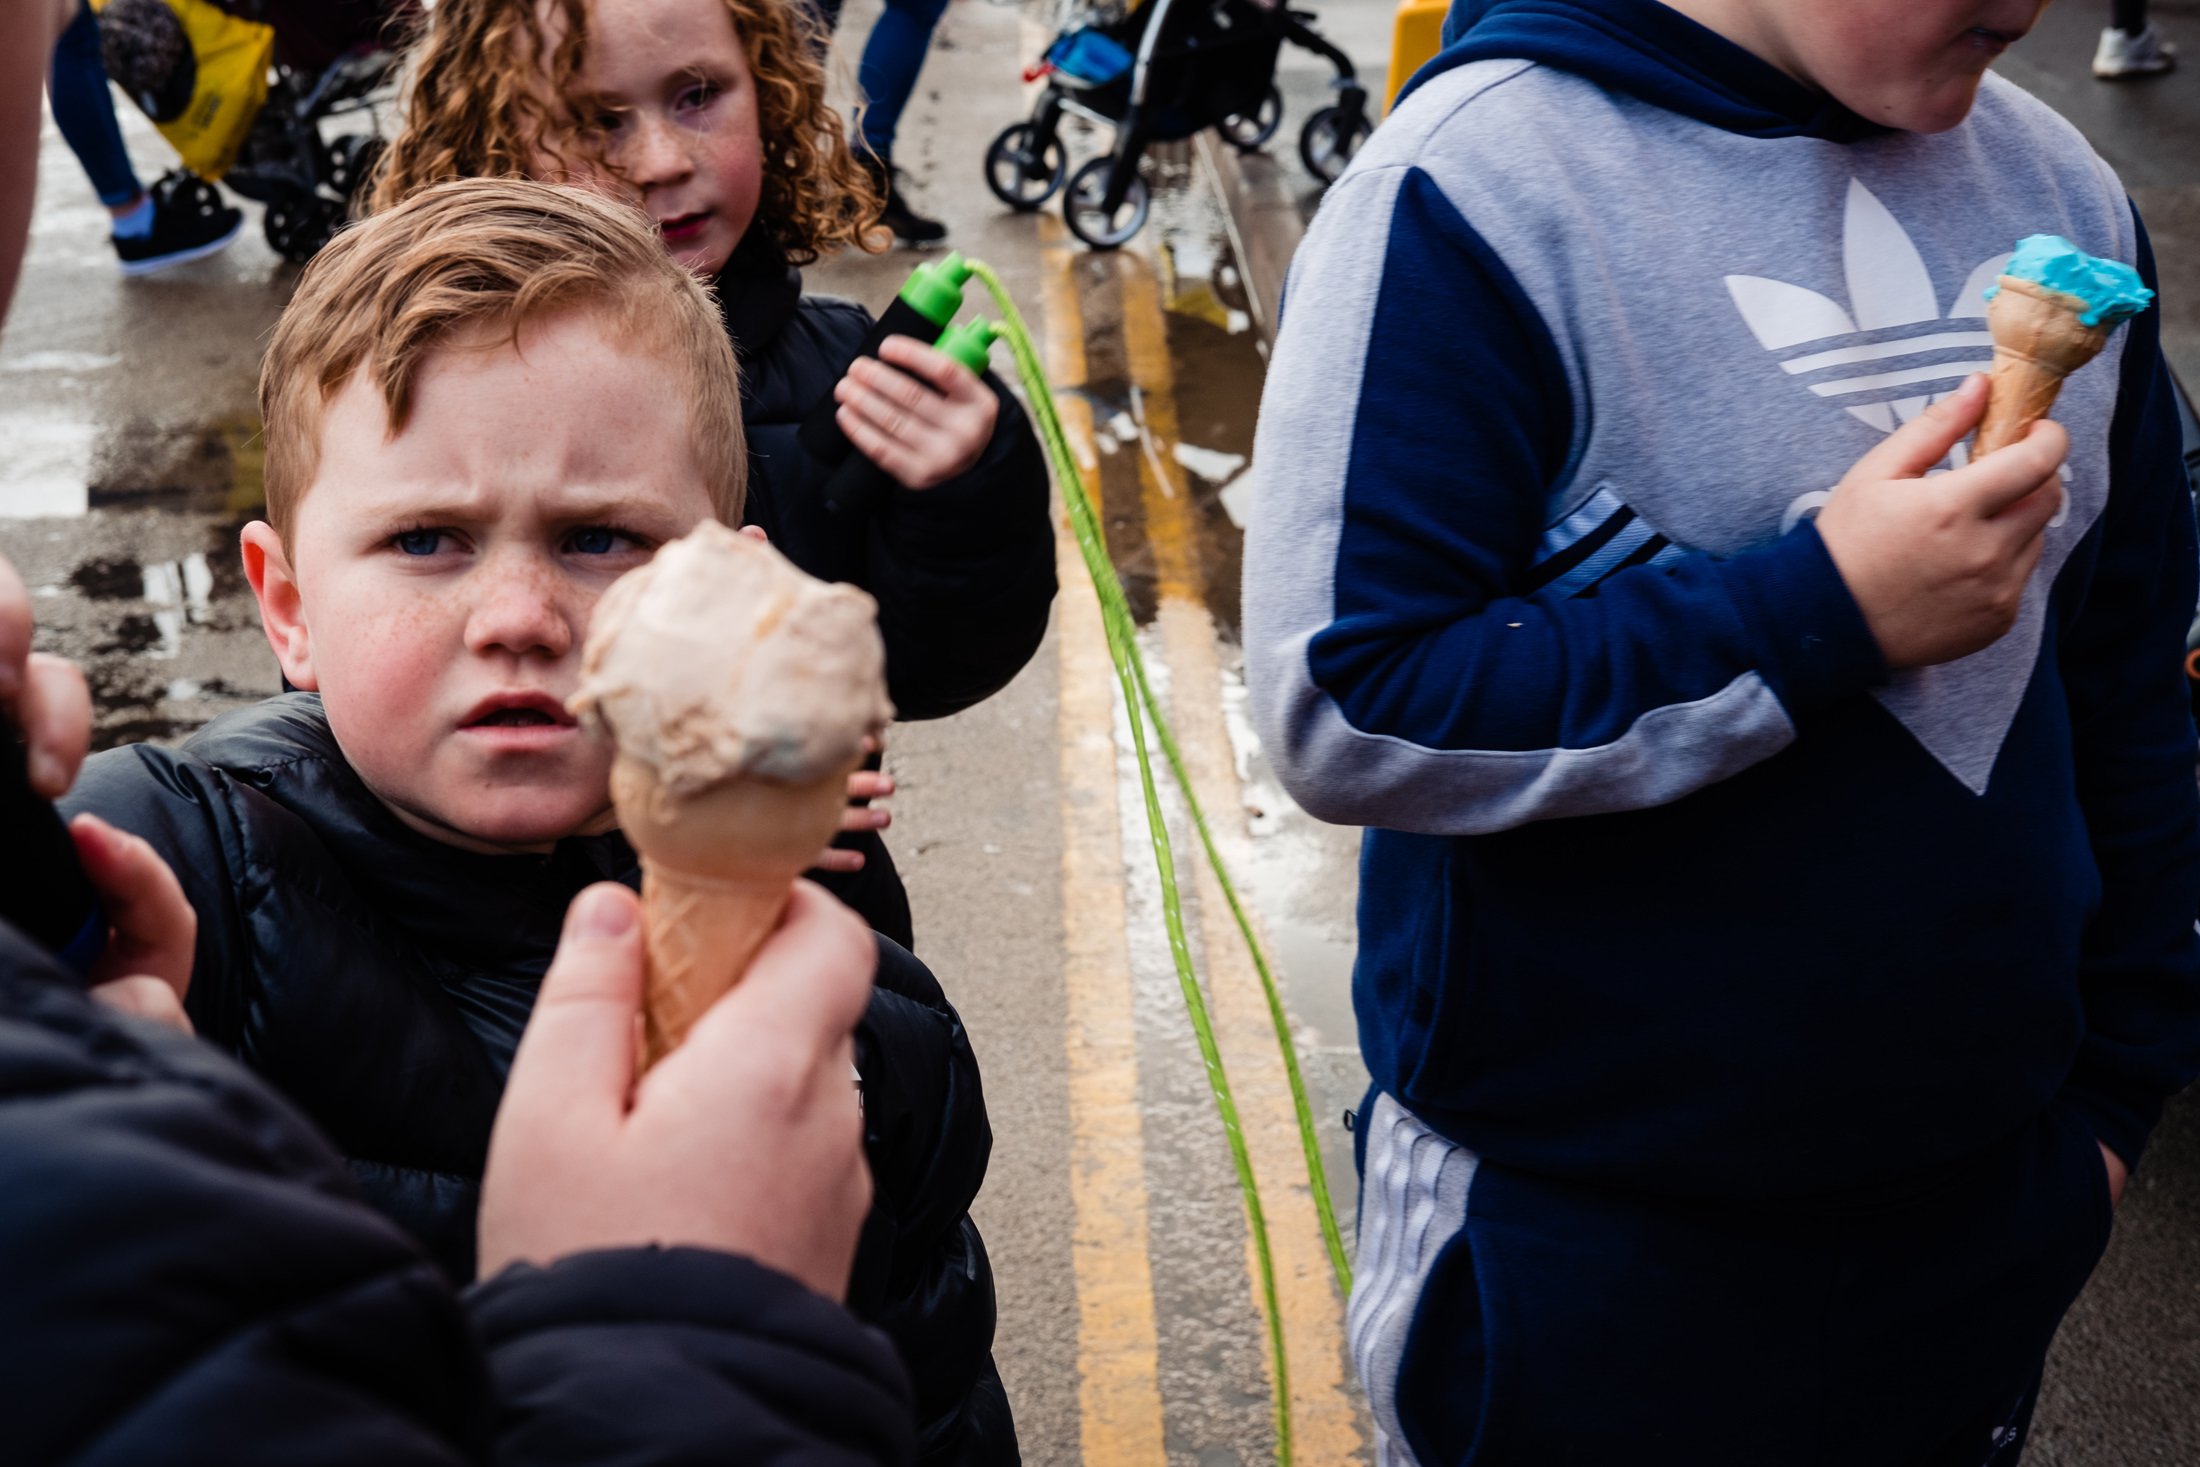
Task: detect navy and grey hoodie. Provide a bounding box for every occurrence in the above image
[1245,0,2200,1200]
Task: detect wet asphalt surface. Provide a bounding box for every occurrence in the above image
[7,0,2200,1461]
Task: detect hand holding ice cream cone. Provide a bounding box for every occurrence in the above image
[1976,234,2153,456]
[572,522,893,1070]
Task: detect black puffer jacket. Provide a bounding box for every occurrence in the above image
[66,696,1016,1467]
[0,921,915,1467]
[721,236,1057,950]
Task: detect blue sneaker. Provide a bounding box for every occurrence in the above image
[114,171,244,276]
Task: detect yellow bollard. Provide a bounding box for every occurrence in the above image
[1385,0,1452,115]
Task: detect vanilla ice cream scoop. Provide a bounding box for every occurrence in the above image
[573,520,893,795]
[571,521,893,1069]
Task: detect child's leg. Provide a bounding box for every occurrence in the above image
[854,0,951,161]
[46,3,143,213]
[1354,1094,1831,1465]
[1825,1100,2113,1465]
[1350,1093,2111,1466]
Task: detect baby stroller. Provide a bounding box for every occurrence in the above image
[94,0,410,263]
[985,0,1369,249]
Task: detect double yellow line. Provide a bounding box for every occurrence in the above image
[1043,215,1361,1464]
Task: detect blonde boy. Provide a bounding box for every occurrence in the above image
[64,184,999,1456]
[246,178,741,853]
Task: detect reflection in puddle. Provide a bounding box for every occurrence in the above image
[8,512,272,750]
[69,557,144,600]
[1,410,267,521]
[88,412,266,517]
[2,350,121,375]
[2,400,275,747]
[141,553,217,659]
[1,420,96,518]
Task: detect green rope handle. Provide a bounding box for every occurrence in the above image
[967,261,1352,1460]
[970,264,1290,1461]
[968,263,1350,1297]
[1121,652,1355,1294]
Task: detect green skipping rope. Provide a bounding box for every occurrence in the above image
[969,261,1352,1461]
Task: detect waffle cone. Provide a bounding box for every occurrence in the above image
[634,860,792,1068]
[1974,275,2111,457]
[612,754,858,1071]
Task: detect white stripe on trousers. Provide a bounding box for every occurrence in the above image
[1347,1093,1479,1467]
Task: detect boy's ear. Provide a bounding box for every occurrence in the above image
[240,521,317,691]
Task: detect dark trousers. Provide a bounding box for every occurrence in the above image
[50,3,141,207]
[1351,1091,2114,1466]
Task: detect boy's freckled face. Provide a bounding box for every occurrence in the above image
[1687,1,2051,133]
[561,0,765,277]
[280,311,716,853]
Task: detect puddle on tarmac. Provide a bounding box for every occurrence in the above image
[1154,232,1261,643]
[0,412,275,750]
[1065,144,1268,643]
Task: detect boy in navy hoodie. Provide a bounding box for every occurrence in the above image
[1245,1,2200,1461]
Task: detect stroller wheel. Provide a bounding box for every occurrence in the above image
[263,194,345,264]
[1063,158,1150,251]
[1299,104,1372,185]
[985,124,1068,211]
[328,133,386,202]
[1219,87,1284,151]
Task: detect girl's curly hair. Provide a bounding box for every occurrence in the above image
[368,0,882,266]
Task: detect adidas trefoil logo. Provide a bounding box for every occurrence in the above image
[1726,179,2007,438]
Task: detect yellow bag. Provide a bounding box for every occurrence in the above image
[90,0,273,181]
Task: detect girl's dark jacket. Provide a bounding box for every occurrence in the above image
[0,920,916,1467]
[65,695,1016,1467]
[719,236,1057,951]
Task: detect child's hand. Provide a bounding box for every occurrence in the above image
[481,880,875,1299]
[833,336,999,491]
[4,553,193,1034]
[813,767,894,875]
[71,813,195,1035]
[0,554,90,800]
[2101,1142,2129,1208]
[1815,374,2068,671]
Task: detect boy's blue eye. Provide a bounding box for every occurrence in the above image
[394,528,442,556]
[568,525,625,555]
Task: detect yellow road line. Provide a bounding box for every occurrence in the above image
[1115,251,1366,1465]
[1112,261,1202,605]
[1043,214,1170,1466]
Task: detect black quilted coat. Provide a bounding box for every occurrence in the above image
[718,235,1057,952]
[0,920,916,1467]
[66,697,1018,1466]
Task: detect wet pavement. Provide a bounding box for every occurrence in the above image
[1998,0,2200,394]
[4,89,298,747]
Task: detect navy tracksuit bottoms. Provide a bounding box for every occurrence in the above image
[1349,1091,2115,1466]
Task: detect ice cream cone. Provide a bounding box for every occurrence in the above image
[612,753,858,1070]
[1974,275,2112,457]
[573,522,892,1073]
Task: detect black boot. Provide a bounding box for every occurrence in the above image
[862,153,947,245]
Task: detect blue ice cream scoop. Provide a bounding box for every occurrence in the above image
[1984,234,2153,327]
[1975,235,2154,455]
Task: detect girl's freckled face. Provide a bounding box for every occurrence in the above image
[279,310,717,852]
[555,0,766,277]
